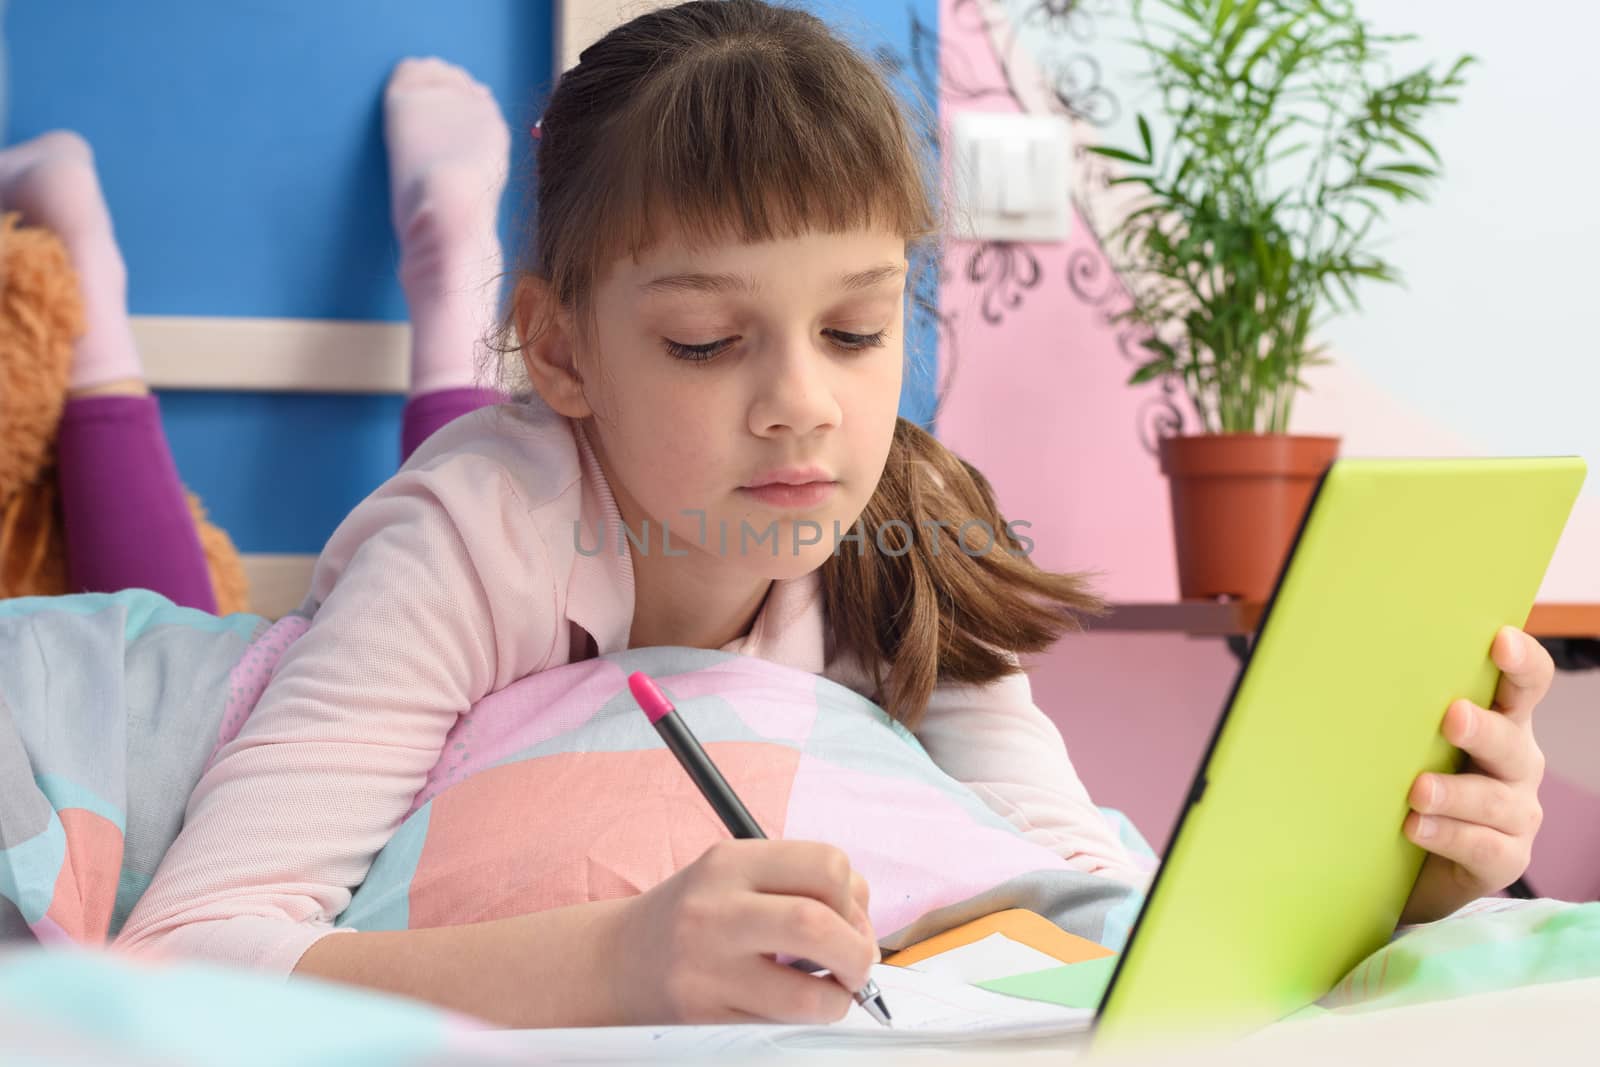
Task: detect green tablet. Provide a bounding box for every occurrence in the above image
[1093,456,1587,1049]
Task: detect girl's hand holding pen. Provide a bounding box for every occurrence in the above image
[605,839,880,1024]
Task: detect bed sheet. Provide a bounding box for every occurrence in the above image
[2,898,1595,1066]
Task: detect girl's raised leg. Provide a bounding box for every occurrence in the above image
[384,58,512,463]
[0,131,216,611]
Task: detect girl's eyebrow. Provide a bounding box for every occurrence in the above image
[838,262,908,291]
[639,262,906,296]
[640,271,751,296]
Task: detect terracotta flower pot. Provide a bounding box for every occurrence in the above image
[1158,433,1341,601]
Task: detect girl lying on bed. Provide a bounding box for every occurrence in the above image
[0,0,1556,1031]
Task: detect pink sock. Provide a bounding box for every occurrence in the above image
[384,57,511,396]
[0,131,143,390]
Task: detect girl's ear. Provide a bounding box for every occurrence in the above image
[514,275,592,419]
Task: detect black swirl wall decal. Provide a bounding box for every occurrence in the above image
[1064,244,1117,305]
[1065,236,1186,452]
[1064,245,1138,361]
[1049,53,1120,126]
[968,241,1044,324]
[949,0,1122,127]
[1137,394,1187,455]
[1023,0,1094,38]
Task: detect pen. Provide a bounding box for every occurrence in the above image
[627,670,893,1028]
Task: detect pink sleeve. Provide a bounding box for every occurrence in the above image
[915,667,1151,889]
[112,461,559,974]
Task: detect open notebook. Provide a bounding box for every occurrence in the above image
[458,963,1092,1060]
[458,911,1104,1060]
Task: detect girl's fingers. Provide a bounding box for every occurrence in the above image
[850,870,871,917]
[1489,626,1554,727]
[1404,812,1529,890]
[1411,771,1543,838]
[847,871,876,944]
[1442,700,1546,785]
[725,957,857,1025]
[717,839,862,927]
[725,891,878,994]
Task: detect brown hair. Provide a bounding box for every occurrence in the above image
[499,0,1107,727]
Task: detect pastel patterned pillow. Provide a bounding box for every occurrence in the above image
[338,646,1136,949]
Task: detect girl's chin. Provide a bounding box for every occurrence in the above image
[721,543,839,583]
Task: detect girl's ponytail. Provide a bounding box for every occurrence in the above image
[821,419,1108,729]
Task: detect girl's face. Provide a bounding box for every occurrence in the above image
[578,226,907,581]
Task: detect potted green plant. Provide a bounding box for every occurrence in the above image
[1089,0,1473,600]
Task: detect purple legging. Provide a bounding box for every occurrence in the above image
[56,386,503,613]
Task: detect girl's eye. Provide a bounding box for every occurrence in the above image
[825,329,887,351]
[662,329,887,362]
[662,337,737,362]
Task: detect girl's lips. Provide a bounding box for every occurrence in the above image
[737,481,838,509]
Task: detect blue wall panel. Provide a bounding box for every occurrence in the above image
[6,0,938,556]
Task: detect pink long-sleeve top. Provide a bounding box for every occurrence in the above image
[113,401,1141,974]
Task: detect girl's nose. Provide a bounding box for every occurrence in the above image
[747,337,843,438]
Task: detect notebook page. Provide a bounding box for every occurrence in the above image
[902,932,1069,985]
[458,964,1092,1061]
[784,962,1092,1046]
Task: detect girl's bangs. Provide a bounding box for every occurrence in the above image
[588,48,934,265]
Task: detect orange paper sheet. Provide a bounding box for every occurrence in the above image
[884,909,1113,969]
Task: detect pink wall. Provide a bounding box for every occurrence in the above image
[934,0,1599,900]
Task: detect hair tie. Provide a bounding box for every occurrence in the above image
[531,119,543,140]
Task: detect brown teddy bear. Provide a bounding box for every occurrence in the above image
[0,211,248,612]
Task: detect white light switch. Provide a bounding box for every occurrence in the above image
[1001,138,1032,215]
[952,111,1072,241]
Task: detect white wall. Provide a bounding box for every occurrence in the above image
[1317,1,1599,474]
